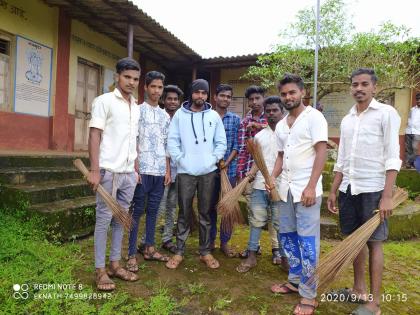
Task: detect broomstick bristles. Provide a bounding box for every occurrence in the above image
[306,187,408,292]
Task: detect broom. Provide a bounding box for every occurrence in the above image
[307,187,408,293]
[217,164,258,219]
[218,160,244,233]
[246,138,281,201]
[73,159,133,230]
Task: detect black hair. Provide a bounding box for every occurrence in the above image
[277,73,304,90]
[145,71,165,86]
[350,68,378,84]
[162,85,184,100]
[245,85,265,99]
[215,84,233,95]
[415,92,420,100]
[115,57,140,74]
[264,96,283,111]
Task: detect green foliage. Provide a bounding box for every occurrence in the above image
[245,0,419,102]
[186,282,206,295]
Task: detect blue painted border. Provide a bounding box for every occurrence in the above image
[13,35,53,117]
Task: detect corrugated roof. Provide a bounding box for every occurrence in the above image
[43,0,201,71]
[202,53,263,68]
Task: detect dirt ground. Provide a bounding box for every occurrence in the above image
[74,223,420,315]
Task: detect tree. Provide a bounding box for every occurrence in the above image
[245,0,419,102]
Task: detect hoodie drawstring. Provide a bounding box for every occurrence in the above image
[190,112,207,144]
[202,112,207,143]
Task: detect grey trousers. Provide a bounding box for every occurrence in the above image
[176,171,218,256]
[94,170,137,268]
[158,180,178,243]
[405,134,420,165]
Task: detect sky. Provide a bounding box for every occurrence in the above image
[132,0,419,58]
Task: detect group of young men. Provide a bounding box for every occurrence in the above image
[87,57,401,315]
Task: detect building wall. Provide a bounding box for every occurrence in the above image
[0,0,58,150]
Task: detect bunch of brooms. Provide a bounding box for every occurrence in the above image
[306,187,408,293]
[73,159,133,230]
[217,139,281,230]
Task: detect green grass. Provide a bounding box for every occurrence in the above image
[0,208,178,315]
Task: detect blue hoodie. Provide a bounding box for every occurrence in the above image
[167,101,227,176]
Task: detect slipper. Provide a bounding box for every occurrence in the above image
[126,256,139,273]
[200,254,220,269]
[143,248,170,262]
[220,245,238,258]
[107,266,138,282]
[293,301,318,315]
[236,261,256,273]
[161,241,177,254]
[328,288,368,304]
[271,282,299,294]
[165,254,183,269]
[96,270,115,291]
[351,305,381,315]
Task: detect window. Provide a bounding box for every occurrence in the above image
[0,34,12,111]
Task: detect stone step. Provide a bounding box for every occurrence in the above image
[0,155,89,168]
[0,167,82,185]
[29,196,96,241]
[7,179,93,205]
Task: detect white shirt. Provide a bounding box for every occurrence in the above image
[253,126,281,190]
[405,106,420,135]
[89,88,140,173]
[276,106,328,202]
[138,102,171,176]
[334,98,401,195]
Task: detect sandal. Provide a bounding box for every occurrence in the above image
[220,244,238,258]
[107,266,139,282]
[239,246,262,258]
[293,300,318,315]
[165,254,183,269]
[96,270,115,291]
[126,256,139,273]
[161,241,177,254]
[236,261,256,273]
[143,247,170,262]
[199,254,220,269]
[271,282,299,294]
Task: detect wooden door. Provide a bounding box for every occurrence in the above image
[74,59,100,150]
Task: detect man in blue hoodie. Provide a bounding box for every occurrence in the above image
[166,79,227,269]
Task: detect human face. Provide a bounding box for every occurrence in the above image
[350,74,376,104]
[116,69,140,95]
[145,79,164,105]
[214,90,232,110]
[191,90,208,107]
[278,83,304,111]
[265,103,283,126]
[416,97,420,107]
[247,93,264,113]
[164,92,180,112]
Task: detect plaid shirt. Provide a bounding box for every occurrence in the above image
[236,111,267,179]
[221,111,241,180]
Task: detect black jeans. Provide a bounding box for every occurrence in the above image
[176,171,218,256]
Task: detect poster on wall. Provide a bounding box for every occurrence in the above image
[14,36,52,117]
[320,92,354,137]
[103,68,115,93]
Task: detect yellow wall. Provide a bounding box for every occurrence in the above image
[0,0,58,113]
[394,88,411,134]
[68,20,140,114]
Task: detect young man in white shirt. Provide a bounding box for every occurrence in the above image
[127,71,171,272]
[404,93,420,168]
[269,74,328,315]
[87,57,141,291]
[327,68,401,315]
[236,96,288,273]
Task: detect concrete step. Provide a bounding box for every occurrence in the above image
[0,167,82,185]
[0,155,89,168]
[29,196,96,241]
[7,179,93,205]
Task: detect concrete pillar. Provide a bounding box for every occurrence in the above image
[127,23,134,58]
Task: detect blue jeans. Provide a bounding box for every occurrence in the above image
[128,174,164,257]
[278,190,321,299]
[247,189,283,253]
[209,175,236,245]
[94,170,137,268]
